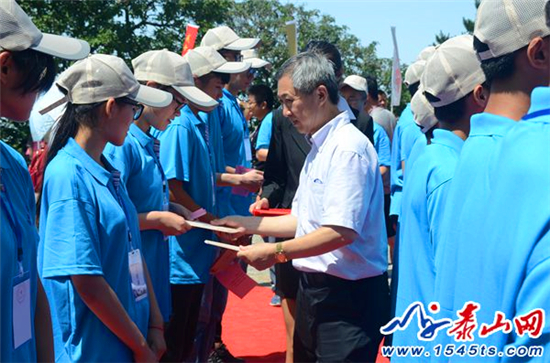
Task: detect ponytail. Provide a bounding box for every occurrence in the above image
[47,101,102,164]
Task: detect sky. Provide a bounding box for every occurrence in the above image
[288,0,478,65]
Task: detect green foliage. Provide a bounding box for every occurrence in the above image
[433,0,479,45]
[3,0,408,155]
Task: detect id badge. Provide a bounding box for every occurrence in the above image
[244,136,252,162]
[12,271,31,349]
[128,249,148,302]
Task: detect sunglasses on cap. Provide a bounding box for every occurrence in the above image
[118,98,144,120]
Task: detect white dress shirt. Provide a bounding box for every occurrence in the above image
[291,111,388,280]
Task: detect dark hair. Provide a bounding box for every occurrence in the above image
[365,75,379,101]
[304,40,342,75]
[46,101,102,164]
[473,36,517,87]
[408,82,420,98]
[247,84,274,110]
[378,90,387,97]
[546,0,550,28]
[425,91,470,124]
[197,71,230,85]
[8,49,56,94]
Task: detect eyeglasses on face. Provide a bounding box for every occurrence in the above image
[118,98,144,120]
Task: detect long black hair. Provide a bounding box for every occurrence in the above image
[46,98,103,164]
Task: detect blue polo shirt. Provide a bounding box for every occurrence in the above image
[393,130,463,355]
[154,106,217,284]
[390,104,423,218]
[104,123,171,322]
[1,141,39,363]
[39,138,149,363]
[463,87,549,360]
[432,112,516,356]
[405,136,427,181]
[199,107,233,218]
[373,122,391,167]
[220,89,253,216]
[255,111,273,150]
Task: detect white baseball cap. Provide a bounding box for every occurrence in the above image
[474,0,550,61]
[0,0,89,60]
[200,26,260,51]
[404,59,427,87]
[341,75,368,93]
[241,49,271,70]
[422,35,485,108]
[411,87,438,134]
[416,45,438,62]
[183,46,250,78]
[40,54,172,114]
[132,49,218,110]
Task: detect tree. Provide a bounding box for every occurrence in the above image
[433,0,480,45]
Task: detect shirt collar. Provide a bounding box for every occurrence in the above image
[526,87,550,117]
[431,129,464,155]
[469,112,516,138]
[180,105,204,126]
[128,123,154,148]
[0,142,12,169]
[62,138,113,186]
[222,88,235,101]
[310,111,350,151]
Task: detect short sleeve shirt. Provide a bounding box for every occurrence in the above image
[393,130,463,351]
[373,122,391,167]
[153,106,217,284]
[291,112,388,280]
[105,123,171,322]
[370,106,397,144]
[1,141,39,362]
[255,111,273,150]
[39,138,149,362]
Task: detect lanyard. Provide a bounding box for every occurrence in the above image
[199,120,217,208]
[0,169,24,273]
[522,108,550,121]
[110,170,135,250]
[151,139,169,208]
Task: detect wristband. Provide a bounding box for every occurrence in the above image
[148,325,164,332]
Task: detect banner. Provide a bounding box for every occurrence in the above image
[391,26,402,108]
[181,24,199,56]
[285,20,298,56]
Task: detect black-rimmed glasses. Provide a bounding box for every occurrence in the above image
[119,98,144,120]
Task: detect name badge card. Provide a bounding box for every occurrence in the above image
[128,249,148,302]
[12,272,31,349]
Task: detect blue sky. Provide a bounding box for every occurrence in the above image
[289,0,478,65]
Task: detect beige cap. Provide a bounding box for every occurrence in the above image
[416,45,438,61]
[341,75,368,93]
[183,46,250,78]
[242,49,271,69]
[411,87,438,134]
[132,49,218,110]
[0,0,89,60]
[474,0,550,61]
[40,54,172,114]
[404,59,427,87]
[422,35,485,108]
[200,26,259,51]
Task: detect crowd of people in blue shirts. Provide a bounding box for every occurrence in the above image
[1,0,550,362]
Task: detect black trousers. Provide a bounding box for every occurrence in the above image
[161,283,205,363]
[294,271,390,363]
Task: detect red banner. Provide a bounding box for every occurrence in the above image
[181,24,199,56]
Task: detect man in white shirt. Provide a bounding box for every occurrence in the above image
[214,52,389,362]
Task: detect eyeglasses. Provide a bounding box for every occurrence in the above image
[119,98,144,120]
[173,97,186,111]
[247,68,257,77]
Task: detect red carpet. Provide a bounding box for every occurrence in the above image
[222,285,390,363]
[222,286,286,362]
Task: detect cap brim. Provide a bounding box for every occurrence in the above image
[131,85,173,108]
[246,57,272,69]
[215,61,250,74]
[341,82,366,92]
[172,85,219,111]
[33,34,90,60]
[223,38,260,51]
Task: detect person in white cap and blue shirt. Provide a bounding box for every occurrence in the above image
[201,26,262,218]
[433,0,550,359]
[39,54,172,363]
[104,49,220,327]
[392,35,488,360]
[151,45,250,363]
[0,1,89,361]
